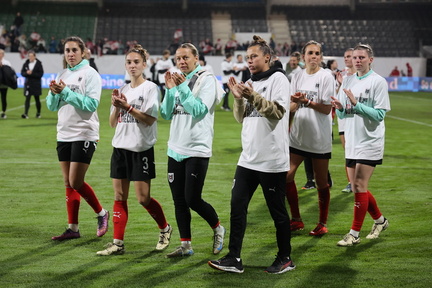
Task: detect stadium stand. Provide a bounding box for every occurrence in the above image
[1,0,431,57]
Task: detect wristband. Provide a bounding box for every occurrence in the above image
[126,105,133,113]
[305,99,311,107]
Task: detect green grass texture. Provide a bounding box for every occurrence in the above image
[1,89,431,288]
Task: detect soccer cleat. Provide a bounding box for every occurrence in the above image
[290,220,304,231]
[96,243,125,256]
[337,233,361,246]
[342,183,352,193]
[51,228,80,241]
[36,113,41,119]
[309,223,328,236]
[156,224,173,250]
[301,180,316,190]
[97,210,109,237]
[166,246,194,258]
[265,255,296,274]
[208,255,244,273]
[21,114,29,119]
[1,112,7,119]
[366,218,389,239]
[212,225,226,255]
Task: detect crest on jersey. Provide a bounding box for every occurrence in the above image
[78,77,82,82]
[168,173,174,183]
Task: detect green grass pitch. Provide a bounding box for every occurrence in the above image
[0,89,431,287]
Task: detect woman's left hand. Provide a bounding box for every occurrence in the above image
[343,89,357,106]
[171,72,186,86]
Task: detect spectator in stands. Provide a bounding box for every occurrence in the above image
[406,62,413,77]
[336,48,356,193]
[21,50,44,119]
[12,12,24,36]
[36,37,47,53]
[202,38,214,55]
[332,43,390,246]
[214,38,223,55]
[85,48,98,72]
[225,37,238,55]
[168,38,180,55]
[286,40,334,237]
[389,66,400,77]
[282,42,291,56]
[49,36,58,53]
[0,49,12,119]
[221,52,235,111]
[86,38,96,54]
[155,49,174,100]
[160,43,226,258]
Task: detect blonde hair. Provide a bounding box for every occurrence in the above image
[126,44,148,62]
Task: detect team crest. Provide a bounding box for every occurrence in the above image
[315,83,320,88]
[78,77,82,82]
[168,173,174,183]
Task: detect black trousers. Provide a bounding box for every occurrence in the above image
[0,88,7,112]
[228,166,292,258]
[167,156,219,240]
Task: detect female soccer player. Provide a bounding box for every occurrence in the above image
[160,43,226,258]
[208,35,295,274]
[96,44,172,255]
[332,43,390,246]
[286,40,334,236]
[47,36,109,241]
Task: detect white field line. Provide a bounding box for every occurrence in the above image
[386,115,432,127]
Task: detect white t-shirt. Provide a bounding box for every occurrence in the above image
[238,71,291,173]
[337,72,390,160]
[233,61,247,82]
[155,58,173,84]
[221,60,234,84]
[111,81,160,152]
[54,65,101,142]
[290,68,334,154]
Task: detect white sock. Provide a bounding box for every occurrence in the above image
[213,224,224,233]
[113,239,124,246]
[161,224,170,232]
[374,215,385,224]
[68,224,79,232]
[97,209,106,217]
[181,241,191,248]
[349,229,360,238]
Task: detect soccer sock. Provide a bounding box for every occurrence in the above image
[212,222,223,233]
[351,192,369,232]
[367,190,383,220]
[113,239,124,246]
[318,186,330,225]
[113,200,128,241]
[143,198,168,230]
[349,229,360,238]
[181,240,191,248]
[75,182,103,214]
[286,181,301,220]
[66,185,80,227]
[68,224,79,232]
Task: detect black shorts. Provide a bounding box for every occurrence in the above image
[346,158,383,168]
[110,147,156,181]
[57,141,97,164]
[290,147,331,160]
[339,131,345,136]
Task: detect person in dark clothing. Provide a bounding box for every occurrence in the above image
[21,51,44,118]
[13,12,24,36]
[85,48,98,72]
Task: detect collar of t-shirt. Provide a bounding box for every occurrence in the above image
[67,59,89,71]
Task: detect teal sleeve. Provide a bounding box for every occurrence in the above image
[353,102,387,122]
[176,81,208,119]
[160,87,177,120]
[335,108,347,119]
[60,86,99,112]
[46,91,62,111]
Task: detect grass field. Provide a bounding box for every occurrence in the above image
[1,89,431,288]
